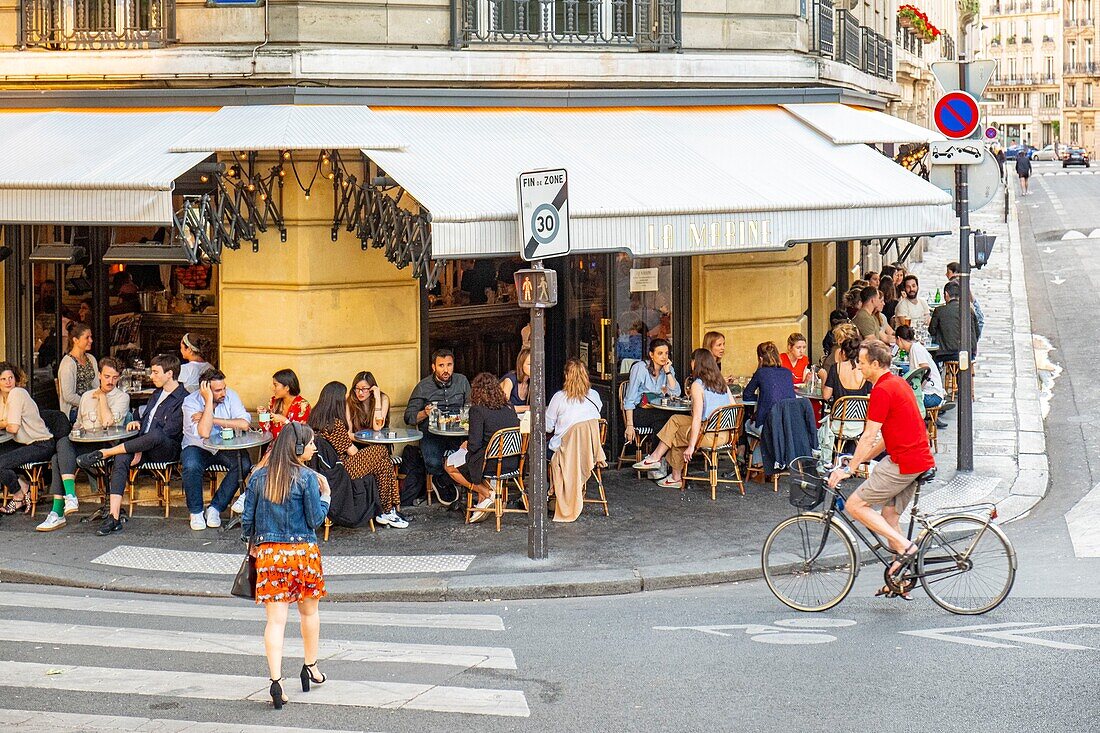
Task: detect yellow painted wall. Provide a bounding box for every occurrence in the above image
[691,245,809,379]
[0,259,6,358]
[218,161,421,426]
[809,243,837,363]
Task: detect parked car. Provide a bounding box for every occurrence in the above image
[1063,148,1091,167]
[1032,144,1068,161]
[1005,144,1038,160]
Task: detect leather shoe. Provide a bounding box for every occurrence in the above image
[935,419,948,429]
[76,450,104,472]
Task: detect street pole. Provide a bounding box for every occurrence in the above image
[956,53,975,472]
[527,260,548,559]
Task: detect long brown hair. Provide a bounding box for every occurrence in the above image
[265,422,313,505]
[690,348,726,393]
[562,358,590,401]
[471,372,508,409]
[346,371,383,432]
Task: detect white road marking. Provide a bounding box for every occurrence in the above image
[902,622,1100,650]
[654,619,857,645]
[1051,276,1066,285]
[0,660,531,718]
[1065,482,1100,558]
[0,590,505,631]
[0,619,517,670]
[0,709,377,733]
[750,632,836,645]
[1061,230,1088,240]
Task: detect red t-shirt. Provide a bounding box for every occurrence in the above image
[780,353,810,385]
[866,372,935,474]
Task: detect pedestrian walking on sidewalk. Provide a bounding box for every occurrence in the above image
[1015,153,1032,196]
[241,423,331,709]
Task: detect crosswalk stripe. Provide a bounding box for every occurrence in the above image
[0,660,530,718]
[0,619,516,670]
[0,590,505,631]
[0,709,379,733]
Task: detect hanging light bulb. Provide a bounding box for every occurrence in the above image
[283,151,291,160]
[260,193,267,201]
[305,190,311,201]
[247,183,256,192]
[279,169,286,178]
[327,172,335,180]
[199,174,209,183]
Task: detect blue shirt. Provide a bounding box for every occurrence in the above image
[181,387,250,453]
[745,366,796,428]
[622,360,681,410]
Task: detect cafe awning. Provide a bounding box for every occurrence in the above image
[168,104,405,152]
[0,110,212,225]
[780,103,945,145]
[366,105,953,259]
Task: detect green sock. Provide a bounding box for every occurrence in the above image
[51,497,65,515]
[62,477,77,497]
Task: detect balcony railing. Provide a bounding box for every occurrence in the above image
[1064,62,1100,74]
[836,8,860,68]
[942,32,956,60]
[457,0,680,50]
[810,0,834,58]
[20,0,174,49]
[992,73,1059,85]
[1041,0,1055,9]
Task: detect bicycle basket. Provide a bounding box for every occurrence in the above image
[785,457,825,510]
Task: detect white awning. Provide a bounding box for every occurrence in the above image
[0,110,212,225]
[781,103,945,145]
[367,106,953,259]
[169,104,405,152]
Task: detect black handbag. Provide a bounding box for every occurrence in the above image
[231,543,257,600]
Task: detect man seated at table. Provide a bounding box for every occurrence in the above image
[180,367,252,531]
[928,280,979,369]
[404,349,471,506]
[894,275,930,326]
[76,354,188,536]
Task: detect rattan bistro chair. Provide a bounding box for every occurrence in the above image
[582,419,611,516]
[683,405,745,500]
[616,381,655,474]
[942,360,960,403]
[828,396,870,473]
[463,427,526,532]
[127,460,179,517]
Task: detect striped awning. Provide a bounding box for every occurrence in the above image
[0,110,212,225]
[780,103,946,145]
[366,105,953,259]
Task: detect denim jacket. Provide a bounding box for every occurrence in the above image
[241,466,330,545]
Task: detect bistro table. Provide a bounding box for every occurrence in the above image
[353,428,423,445]
[71,427,139,522]
[203,430,273,531]
[796,388,825,401]
[648,398,692,413]
[428,424,469,438]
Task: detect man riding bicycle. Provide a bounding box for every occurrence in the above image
[827,338,936,590]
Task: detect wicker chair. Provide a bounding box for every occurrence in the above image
[464,427,526,532]
[127,460,179,517]
[616,380,655,474]
[682,405,745,499]
[581,419,611,516]
[827,396,870,470]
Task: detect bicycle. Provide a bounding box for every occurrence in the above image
[761,456,1017,615]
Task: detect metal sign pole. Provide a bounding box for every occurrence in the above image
[956,54,975,472]
[527,260,549,560]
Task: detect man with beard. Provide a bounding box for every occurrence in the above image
[405,349,471,506]
[894,275,930,326]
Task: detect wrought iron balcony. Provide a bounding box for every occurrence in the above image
[20,0,175,50]
[810,0,834,59]
[456,0,680,50]
[836,8,860,68]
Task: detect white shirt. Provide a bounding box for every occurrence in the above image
[179,361,213,393]
[143,389,171,434]
[906,341,945,399]
[545,389,602,452]
[76,388,131,430]
[895,296,930,325]
[181,387,249,453]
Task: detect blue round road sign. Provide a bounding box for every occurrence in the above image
[934,91,981,140]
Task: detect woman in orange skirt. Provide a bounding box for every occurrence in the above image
[241,422,332,709]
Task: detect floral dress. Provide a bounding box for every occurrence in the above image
[269,394,310,439]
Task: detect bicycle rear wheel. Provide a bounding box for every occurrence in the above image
[762,514,858,612]
[918,515,1016,615]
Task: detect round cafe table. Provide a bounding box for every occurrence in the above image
[647,399,691,413]
[428,424,469,438]
[203,430,273,531]
[71,427,139,522]
[353,428,423,445]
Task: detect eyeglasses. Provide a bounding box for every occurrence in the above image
[354,386,371,393]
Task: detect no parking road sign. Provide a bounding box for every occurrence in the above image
[934,91,981,140]
[517,168,571,261]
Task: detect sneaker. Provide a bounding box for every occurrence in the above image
[632,456,662,471]
[231,494,246,514]
[395,510,412,523]
[432,482,459,507]
[205,506,222,528]
[935,419,949,429]
[35,511,66,532]
[96,516,123,536]
[76,450,104,472]
[940,402,956,413]
[476,494,496,510]
[656,476,683,489]
[386,512,410,529]
[374,511,393,526]
[189,513,207,531]
[469,509,490,524]
[63,495,80,516]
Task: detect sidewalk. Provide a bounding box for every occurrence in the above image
[0,191,1046,602]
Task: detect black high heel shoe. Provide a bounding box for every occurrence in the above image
[300,662,326,692]
[269,678,286,709]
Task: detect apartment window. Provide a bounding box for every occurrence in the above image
[1009,58,1017,76]
[1070,42,1077,63]
[1087,84,1094,105]
[1043,92,1059,107]
[1071,122,1080,143]
[1069,85,1077,104]
[1088,42,1094,65]
[1024,57,1032,75]
[1046,57,1054,77]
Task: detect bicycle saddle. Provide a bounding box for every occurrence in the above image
[916,467,937,484]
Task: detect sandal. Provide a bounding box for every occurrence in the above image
[0,495,27,515]
[875,584,913,601]
[888,542,919,577]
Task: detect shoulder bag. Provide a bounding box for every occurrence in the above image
[231,541,257,599]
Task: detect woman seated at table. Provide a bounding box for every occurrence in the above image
[622,338,681,445]
[57,322,99,423]
[816,323,860,386]
[779,332,811,386]
[546,359,602,456]
[744,341,795,437]
[269,369,310,439]
[499,348,531,413]
[345,371,389,433]
[0,362,56,515]
[631,349,734,489]
[309,382,406,529]
[821,332,871,405]
[178,333,215,394]
[444,372,520,523]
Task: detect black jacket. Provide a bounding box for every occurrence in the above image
[929,299,979,357]
[760,398,817,478]
[309,435,378,528]
[466,405,520,483]
[141,384,187,455]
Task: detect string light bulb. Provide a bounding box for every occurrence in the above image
[283,151,291,160]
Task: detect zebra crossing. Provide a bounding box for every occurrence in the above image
[1035,170,1098,176]
[0,586,530,730]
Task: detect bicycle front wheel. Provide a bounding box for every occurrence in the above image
[762,514,858,612]
[918,515,1016,615]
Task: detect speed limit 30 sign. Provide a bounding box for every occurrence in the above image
[517,168,571,261]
